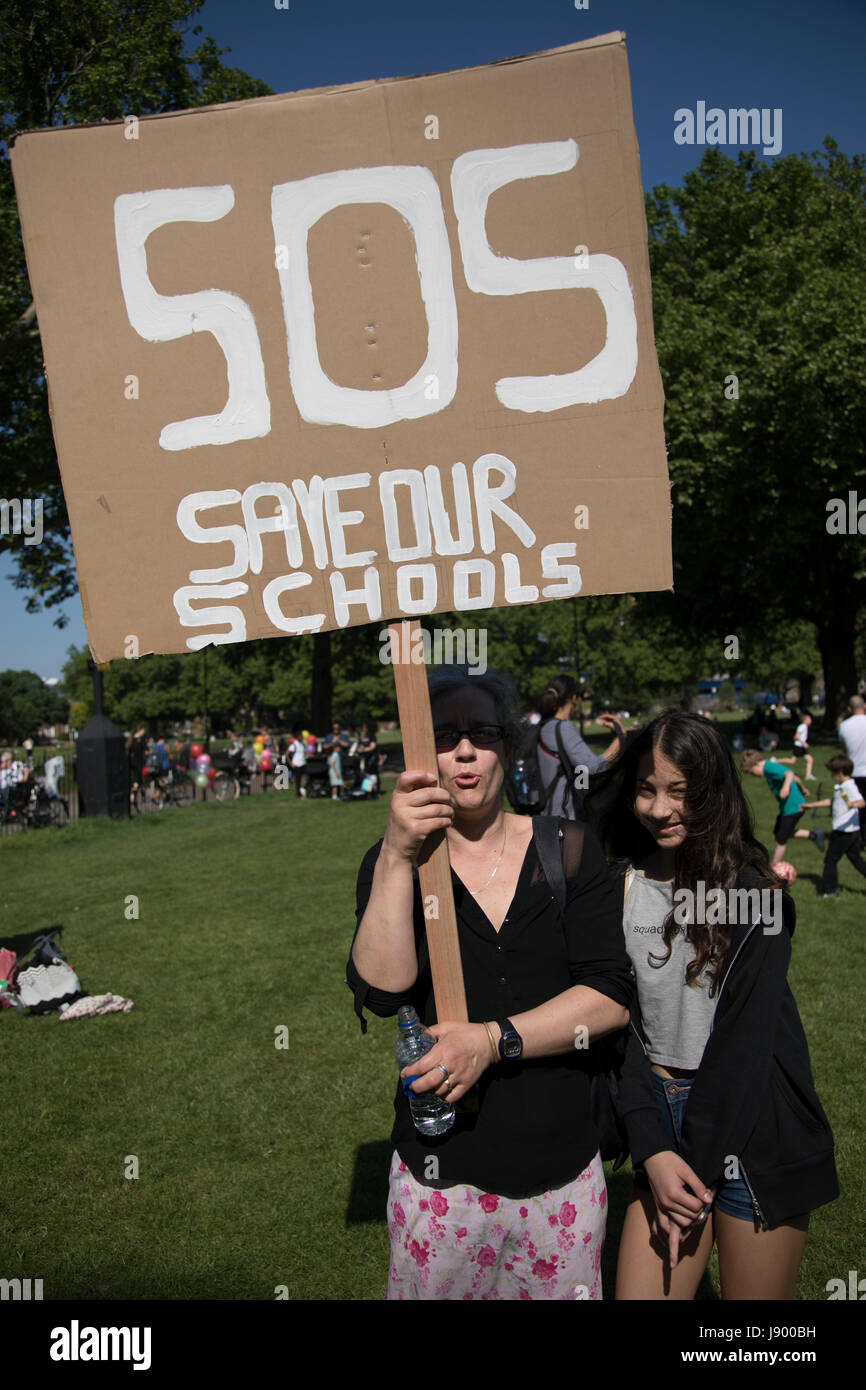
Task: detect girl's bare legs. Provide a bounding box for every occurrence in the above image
[616,1187,715,1300]
[715,1210,808,1299]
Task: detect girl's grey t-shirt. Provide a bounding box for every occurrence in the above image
[623,869,718,1070]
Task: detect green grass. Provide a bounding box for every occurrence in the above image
[0,734,862,1301]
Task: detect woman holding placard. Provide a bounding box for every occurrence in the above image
[347,666,632,1300]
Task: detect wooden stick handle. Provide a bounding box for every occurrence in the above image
[388,620,468,1023]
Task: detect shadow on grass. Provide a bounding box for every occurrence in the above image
[346,1140,392,1223]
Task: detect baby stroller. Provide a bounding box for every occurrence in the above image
[346,752,380,800]
[304,753,333,798]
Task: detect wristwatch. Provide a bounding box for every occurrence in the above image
[497,1018,523,1061]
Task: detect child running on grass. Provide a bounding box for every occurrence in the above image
[793,712,816,781]
[802,755,866,898]
[740,749,825,865]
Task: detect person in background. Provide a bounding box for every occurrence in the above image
[358,722,379,798]
[287,726,307,798]
[126,725,147,810]
[740,749,825,865]
[327,742,344,801]
[0,751,29,812]
[324,720,351,778]
[802,754,866,898]
[838,695,866,845]
[793,712,815,781]
[536,676,624,819]
[146,735,171,809]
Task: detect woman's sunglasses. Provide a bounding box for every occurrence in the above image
[433,725,505,751]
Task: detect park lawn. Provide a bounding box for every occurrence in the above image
[0,743,862,1301]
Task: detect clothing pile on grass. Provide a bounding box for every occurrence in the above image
[0,927,133,1019]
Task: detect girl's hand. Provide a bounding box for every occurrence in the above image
[643,1151,712,1268]
[400,1021,494,1106]
[382,770,454,863]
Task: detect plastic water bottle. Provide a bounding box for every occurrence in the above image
[395,1005,455,1136]
[515,757,529,802]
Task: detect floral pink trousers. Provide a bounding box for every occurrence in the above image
[385,1150,607,1300]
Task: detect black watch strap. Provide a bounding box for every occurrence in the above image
[497,1018,523,1061]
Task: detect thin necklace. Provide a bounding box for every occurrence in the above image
[459,819,508,895]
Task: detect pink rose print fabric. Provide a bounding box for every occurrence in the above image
[385,1150,606,1300]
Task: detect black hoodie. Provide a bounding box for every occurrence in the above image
[616,865,839,1228]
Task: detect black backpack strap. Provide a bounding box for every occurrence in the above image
[553,719,576,778]
[532,816,568,912]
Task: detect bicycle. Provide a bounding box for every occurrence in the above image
[24,781,70,828]
[144,761,195,809]
[163,764,196,808]
[210,749,252,802]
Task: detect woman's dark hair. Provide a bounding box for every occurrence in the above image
[537,675,581,720]
[428,665,522,756]
[585,709,778,990]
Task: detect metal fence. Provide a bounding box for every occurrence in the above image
[1,749,397,836]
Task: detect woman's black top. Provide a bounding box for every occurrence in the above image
[346,821,633,1199]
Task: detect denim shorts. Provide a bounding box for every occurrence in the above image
[633,1071,756,1223]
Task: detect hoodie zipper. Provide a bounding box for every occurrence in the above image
[738,1161,769,1230]
[708,919,758,1032]
[712,907,767,1226]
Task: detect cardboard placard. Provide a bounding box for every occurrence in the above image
[11,32,670,663]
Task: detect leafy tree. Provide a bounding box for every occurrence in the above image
[740,618,822,709]
[0,0,272,619]
[646,140,866,724]
[0,667,67,741]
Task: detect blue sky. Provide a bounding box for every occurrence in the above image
[3,0,865,681]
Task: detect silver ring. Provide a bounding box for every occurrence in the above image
[436,1063,449,1081]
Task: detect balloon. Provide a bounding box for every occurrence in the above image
[196,756,209,771]
[260,754,272,771]
[190,743,203,759]
[195,772,208,788]
[253,741,264,755]
[206,767,216,781]
[199,753,211,767]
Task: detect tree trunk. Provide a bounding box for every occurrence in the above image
[795,671,814,711]
[311,632,332,732]
[816,611,858,732]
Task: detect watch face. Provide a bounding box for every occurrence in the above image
[502,1035,522,1060]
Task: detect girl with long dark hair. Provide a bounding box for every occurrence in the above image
[588,710,837,1299]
